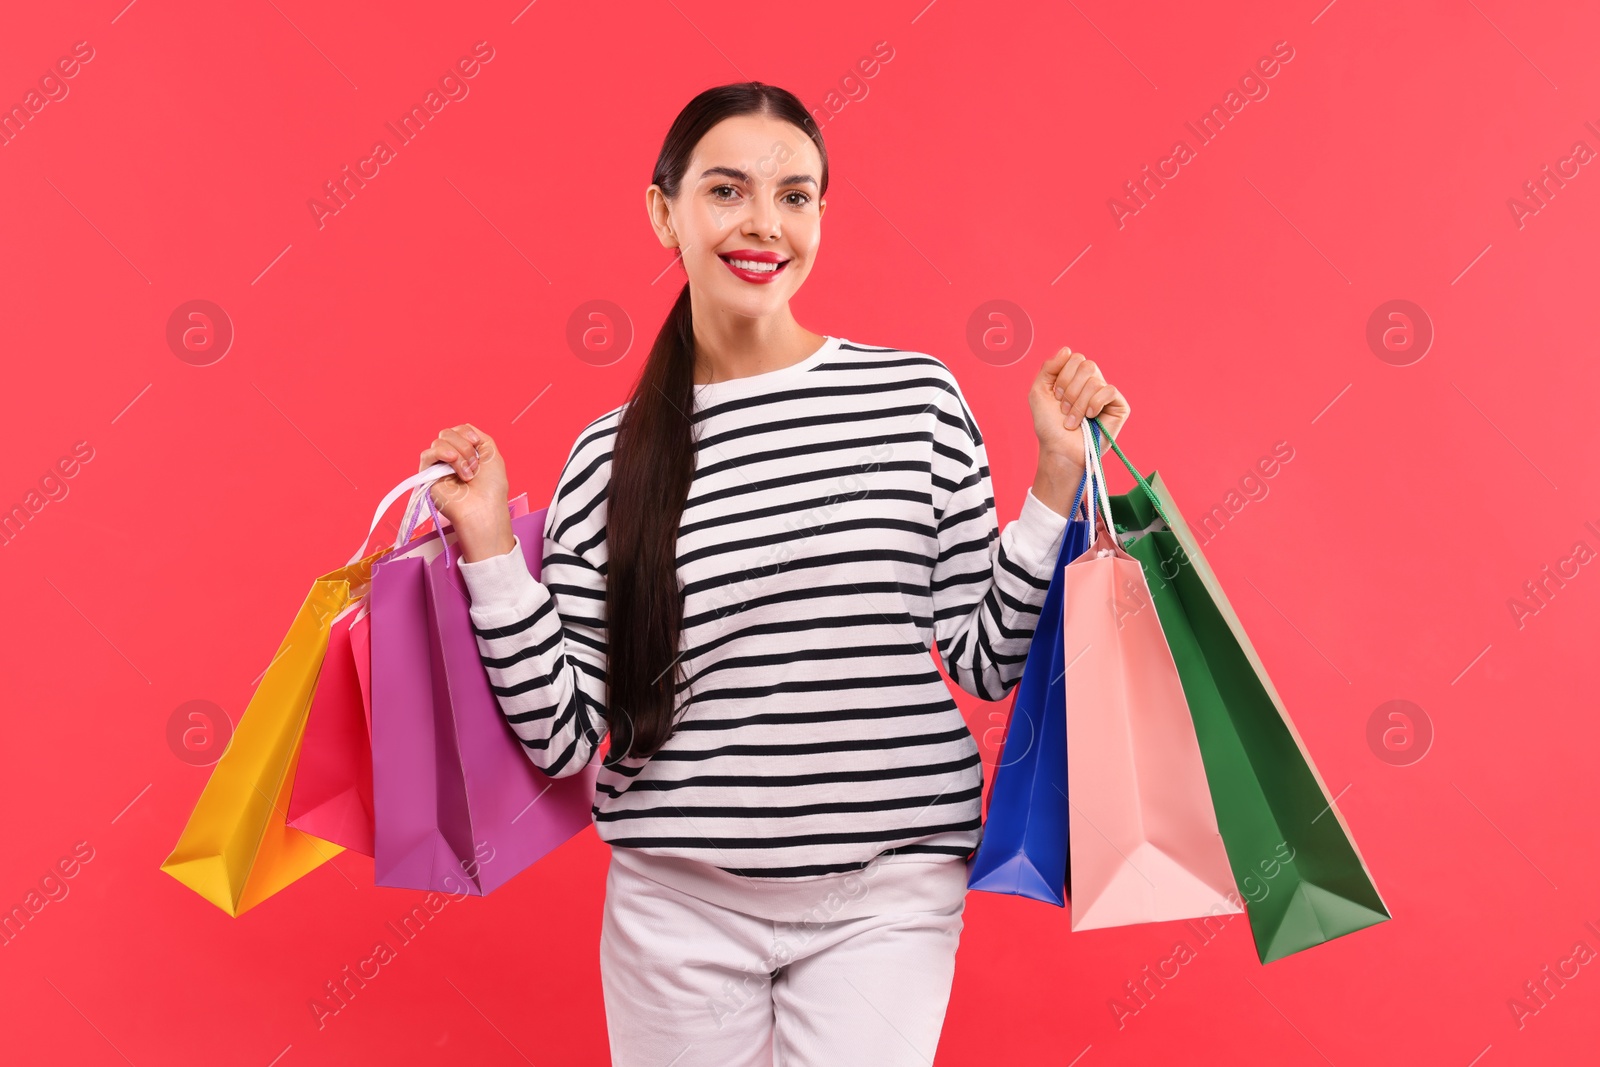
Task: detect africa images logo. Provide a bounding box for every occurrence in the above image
[1107,40,1296,229]
[307,42,496,229]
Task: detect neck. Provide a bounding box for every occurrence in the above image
[688,305,826,386]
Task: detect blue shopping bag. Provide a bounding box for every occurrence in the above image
[967,445,1095,905]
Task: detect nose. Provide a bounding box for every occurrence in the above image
[744,194,781,242]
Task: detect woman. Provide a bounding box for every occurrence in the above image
[419,82,1129,1067]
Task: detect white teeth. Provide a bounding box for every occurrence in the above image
[727,258,782,273]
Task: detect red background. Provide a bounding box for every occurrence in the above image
[2,1,1596,1063]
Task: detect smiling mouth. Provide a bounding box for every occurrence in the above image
[717,253,790,280]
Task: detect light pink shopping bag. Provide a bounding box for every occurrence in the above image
[1062,422,1241,931]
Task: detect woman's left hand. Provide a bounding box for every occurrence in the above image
[1030,346,1131,466]
[1027,347,1132,515]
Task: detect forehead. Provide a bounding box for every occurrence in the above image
[688,114,822,182]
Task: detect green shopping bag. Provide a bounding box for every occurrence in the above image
[1088,420,1390,963]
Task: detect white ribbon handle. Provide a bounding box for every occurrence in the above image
[347,462,456,565]
[1080,420,1116,545]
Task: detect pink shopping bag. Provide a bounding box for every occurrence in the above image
[1063,422,1241,931]
[369,468,597,896]
[286,602,375,854]
[349,603,372,736]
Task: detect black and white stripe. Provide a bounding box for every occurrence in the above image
[461,338,1068,879]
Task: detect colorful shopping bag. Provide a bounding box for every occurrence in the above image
[1063,423,1240,930]
[349,602,372,727]
[372,471,598,896]
[286,601,375,855]
[160,556,375,916]
[966,472,1090,905]
[1090,418,1391,961]
[287,495,532,857]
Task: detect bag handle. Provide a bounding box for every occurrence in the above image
[348,462,457,568]
[1066,455,1090,525]
[1080,420,1116,545]
[1087,416,1173,530]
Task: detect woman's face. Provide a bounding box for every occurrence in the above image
[647,113,826,320]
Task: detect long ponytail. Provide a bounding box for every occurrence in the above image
[603,82,827,763]
[604,281,696,764]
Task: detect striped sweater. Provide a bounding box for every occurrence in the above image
[457,335,1070,917]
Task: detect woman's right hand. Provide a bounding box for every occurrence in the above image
[419,423,516,562]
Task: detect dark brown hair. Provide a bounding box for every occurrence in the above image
[603,82,829,763]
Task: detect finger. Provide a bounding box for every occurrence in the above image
[1050,351,1087,399]
[432,433,473,483]
[1041,346,1074,381]
[1080,383,1120,422]
[1059,361,1103,424]
[1064,383,1102,428]
[1095,385,1130,424]
[439,427,477,459]
[460,423,498,462]
[438,429,478,480]
[419,443,460,472]
[1063,358,1100,402]
[424,439,461,464]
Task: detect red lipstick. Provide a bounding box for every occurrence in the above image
[718,249,790,285]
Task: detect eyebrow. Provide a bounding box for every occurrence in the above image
[699,166,817,188]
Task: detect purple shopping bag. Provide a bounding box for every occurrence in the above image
[369,469,598,896]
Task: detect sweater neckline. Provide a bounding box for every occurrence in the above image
[691,335,841,403]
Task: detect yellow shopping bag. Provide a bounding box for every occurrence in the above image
[162,464,460,916]
[161,556,378,916]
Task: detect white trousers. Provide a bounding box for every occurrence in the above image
[599,854,967,1066]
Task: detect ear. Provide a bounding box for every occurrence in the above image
[644,185,678,249]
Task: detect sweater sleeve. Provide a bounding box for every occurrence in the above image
[929,387,1071,701]
[457,483,610,779]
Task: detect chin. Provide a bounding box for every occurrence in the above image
[718,285,790,316]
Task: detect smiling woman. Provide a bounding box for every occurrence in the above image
[639,105,833,388]
[411,80,1130,1067]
